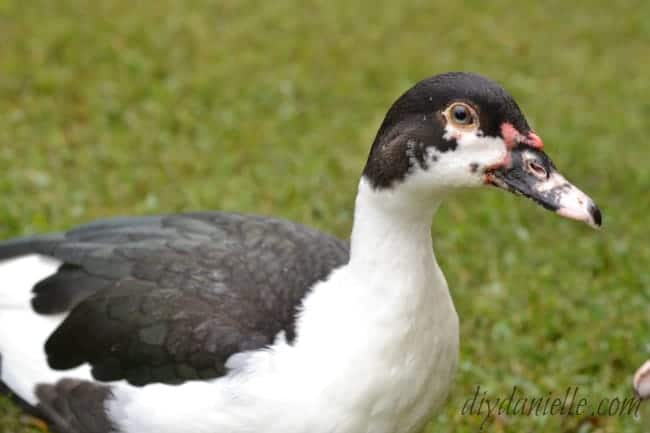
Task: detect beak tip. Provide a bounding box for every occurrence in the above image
[589,203,602,228]
[556,201,603,230]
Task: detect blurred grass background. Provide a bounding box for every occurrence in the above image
[1,0,649,432]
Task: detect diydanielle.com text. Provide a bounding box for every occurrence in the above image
[461,385,642,431]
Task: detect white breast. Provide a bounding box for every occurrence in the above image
[290,264,460,433]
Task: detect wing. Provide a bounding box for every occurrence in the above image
[1,212,348,386]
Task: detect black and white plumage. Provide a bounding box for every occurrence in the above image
[8,213,347,385]
[0,72,601,433]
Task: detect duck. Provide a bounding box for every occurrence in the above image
[635,360,650,399]
[0,72,601,433]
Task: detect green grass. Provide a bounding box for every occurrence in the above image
[1,0,649,432]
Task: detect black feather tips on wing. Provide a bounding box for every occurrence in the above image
[35,379,114,433]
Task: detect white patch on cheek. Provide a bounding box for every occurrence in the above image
[400,125,509,191]
[442,124,508,171]
[406,125,507,189]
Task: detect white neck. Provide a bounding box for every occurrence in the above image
[349,177,441,271]
[339,176,453,322]
[296,176,452,344]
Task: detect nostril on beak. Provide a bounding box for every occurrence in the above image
[526,160,547,179]
[588,203,602,227]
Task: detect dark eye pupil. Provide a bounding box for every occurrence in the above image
[453,106,469,123]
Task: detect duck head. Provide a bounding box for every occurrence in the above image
[362,72,601,228]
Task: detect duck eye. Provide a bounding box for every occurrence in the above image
[453,106,469,123]
[448,103,476,127]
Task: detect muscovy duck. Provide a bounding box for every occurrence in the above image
[0,72,601,433]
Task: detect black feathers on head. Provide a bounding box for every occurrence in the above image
[362,72,531,189]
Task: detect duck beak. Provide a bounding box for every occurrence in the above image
[634,360,650,400]
[485,145,602,229]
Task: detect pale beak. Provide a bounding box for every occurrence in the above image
[487,145,602,229]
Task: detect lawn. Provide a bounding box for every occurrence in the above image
[1,0,649,432]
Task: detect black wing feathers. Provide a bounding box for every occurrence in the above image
[35,379,114,433]
[0,212,349,386]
